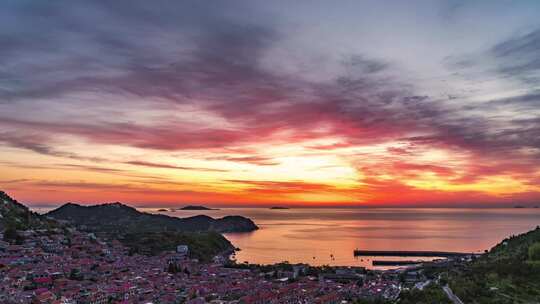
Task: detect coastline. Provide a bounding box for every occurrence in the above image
[30,205,540,269]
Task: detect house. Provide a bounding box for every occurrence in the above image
[404,271,421,283]
[177,245,189,256]
[0,240,9,251]
[34,290,56,303]
[292,264,309,278]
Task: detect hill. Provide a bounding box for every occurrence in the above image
[123,231,234,261]
[0,192,249,260]
[46,202,258,233]
[447,226,540,303]
[0,191,56,231]
[45,202,257,260]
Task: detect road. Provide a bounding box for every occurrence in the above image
[443,285,465,304]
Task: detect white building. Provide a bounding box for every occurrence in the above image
[176,245,189,256]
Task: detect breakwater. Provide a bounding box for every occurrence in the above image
[372,260,424,266]
[354,250,473,257]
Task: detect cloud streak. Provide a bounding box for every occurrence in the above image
[0,1,539,205]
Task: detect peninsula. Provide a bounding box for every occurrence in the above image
[46,202,256,233]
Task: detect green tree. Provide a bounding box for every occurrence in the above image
[3,227,18,242]
[69,269,82,280]
[167,262,178,274]
[529,242,540,261]
[3,227,24,244]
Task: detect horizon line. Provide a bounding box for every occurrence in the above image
[27,202,540,210]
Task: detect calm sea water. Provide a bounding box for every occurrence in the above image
[34,206,540,269]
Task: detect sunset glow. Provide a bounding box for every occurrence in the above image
[1,1,540,207]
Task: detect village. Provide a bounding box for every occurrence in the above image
[0,226,444,304]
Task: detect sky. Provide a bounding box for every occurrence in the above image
[1,0,540,207]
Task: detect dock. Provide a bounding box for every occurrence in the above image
[354,250,473,257]
[372,260,424,266]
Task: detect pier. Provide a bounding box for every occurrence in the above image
[354,250,473,257]
[372,260,424,266]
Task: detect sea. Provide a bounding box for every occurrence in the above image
[33,206,540,269]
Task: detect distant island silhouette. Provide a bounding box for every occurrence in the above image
[270,206,290,210]
[180,205,219,210]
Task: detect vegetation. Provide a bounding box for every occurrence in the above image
[447,226,540,303]
[529,242,540,261]
[398,284,452,304]
[3,227,24,244]
[353,299,391,304]
[122,231,233,261]
[0,191,58,234]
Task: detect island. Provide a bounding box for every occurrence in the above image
[180,205,218,210]
[270,206,290,210]
[157,208,168,212]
